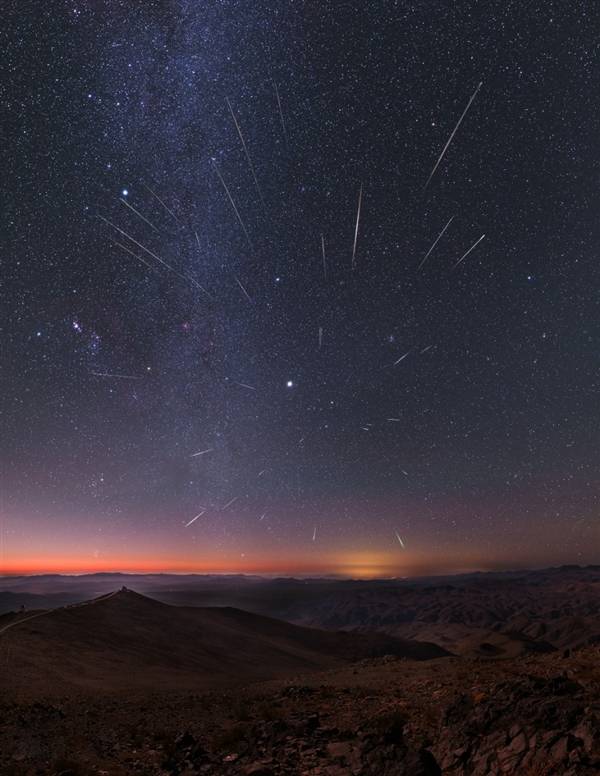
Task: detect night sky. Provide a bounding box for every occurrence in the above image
[3,2,599,576]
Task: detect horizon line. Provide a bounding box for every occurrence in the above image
[1,562,595,582]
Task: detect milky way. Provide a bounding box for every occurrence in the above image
[2,2,599,575]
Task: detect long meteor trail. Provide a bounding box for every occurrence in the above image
[352,184,363,269]
[226,97,266,210]
[424,82,483,189]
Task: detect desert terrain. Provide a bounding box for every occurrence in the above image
[1,567,599,775]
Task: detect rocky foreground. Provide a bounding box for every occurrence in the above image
[2,646,599,775]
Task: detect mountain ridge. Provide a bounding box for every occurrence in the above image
[0,588,449,694]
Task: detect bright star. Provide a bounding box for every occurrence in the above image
[122,188,128,196]
[286,380,294,388]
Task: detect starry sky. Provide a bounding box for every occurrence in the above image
[2,1,599,577]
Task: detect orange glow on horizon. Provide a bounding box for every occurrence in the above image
[0,546,502,579]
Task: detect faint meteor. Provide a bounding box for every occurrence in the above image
[387,418,401,422]
[234,381,256,391]
[185,510,206,527]
[190,448,213,457]
[352,184,363,269]
[312,525,317,542]
[212,159,253,250]
[142,183,181,225]
[420,345,435,354]
[91,371,142,380]
[393,350,411,366]
[453,233,485,269]
[259,512,267,521]
[226,97,266,210]
[321,234,327,278]
[401,469,409,476]
[234,275,252,303]
[395,531,406,548]
[418,216,454,270]
[318,326,323,349]
[272,79,289,148]
[257,469,266,477]
[424,81,483,189]
[221,496,238,511]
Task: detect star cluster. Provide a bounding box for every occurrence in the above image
[2,1,599,575]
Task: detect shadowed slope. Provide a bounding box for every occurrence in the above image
[0,588,449,693]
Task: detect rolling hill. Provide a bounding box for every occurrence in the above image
[0,587,448,694]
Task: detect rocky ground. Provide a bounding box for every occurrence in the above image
[2,646,599,775]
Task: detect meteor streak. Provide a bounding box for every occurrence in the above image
[418,216,454,270]
[91,372,142,380]
[352,184,363,269]
[272,79,289,148]
[120,197,160,233]
[185,510,206,527]
[100,216,177,272]
[424,82,483,189]
[393,350,411,366]
[109,238,158,273]
[142,183,181,225]
[234,275,253,303]
[453,233,485,269]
